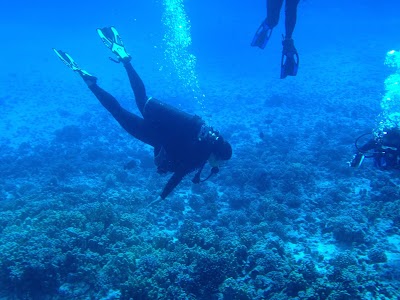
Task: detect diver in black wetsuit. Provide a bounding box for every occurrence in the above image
[252,0,300,79]
[53,27,232,202]
[350,128,400,169]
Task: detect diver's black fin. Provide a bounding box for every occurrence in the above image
[251,19,272,49]
[97,26,131,61]
[280,37,299,79]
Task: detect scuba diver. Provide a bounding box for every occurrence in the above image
[350,128,400,169]
[251,0,300,79]
[53,26,232,203]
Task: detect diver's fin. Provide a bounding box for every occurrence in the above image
[251,19,273,49]
[53,49,81,72]
[280,37,299,79]
[97,26,131,61]
[53,49,97,84]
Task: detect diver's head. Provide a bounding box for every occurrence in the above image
[198,124,232,162]
[379,127,400,147]
[207,137,232,176]
[212,137,232,161]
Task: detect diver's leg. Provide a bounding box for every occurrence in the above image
[96,27,148,115]
[52,48,156,145]
[280,0,300,79]
[122,61,148,116]
[284,0,300,39]
[251,0,283,49]
[87,82,157,146]
[266,0,285,28]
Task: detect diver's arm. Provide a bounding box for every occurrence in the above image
[350,139,376,168]
[358,139,376,152]
[160,170,187,199]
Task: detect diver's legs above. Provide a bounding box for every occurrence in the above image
[280,37,299,79]
[284,0,300,39]
[280,0,300,79]
[266,0,285,28]
[251,0,284,49]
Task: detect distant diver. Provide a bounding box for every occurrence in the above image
[350,127,400,169]
[252,0,300,79]
[53,26,232,203]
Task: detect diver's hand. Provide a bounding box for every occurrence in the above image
[147,196,163,207]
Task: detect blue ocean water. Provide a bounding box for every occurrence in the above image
[1,0,400,299]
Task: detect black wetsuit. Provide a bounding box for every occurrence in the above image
[88,61,215,199]
[266,0,300,39]
[358,138,400,169]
